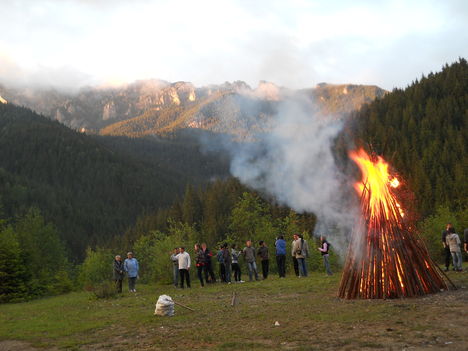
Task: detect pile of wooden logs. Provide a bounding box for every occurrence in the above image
[339,166,450,299]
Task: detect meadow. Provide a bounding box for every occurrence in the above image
[0,266,467,351]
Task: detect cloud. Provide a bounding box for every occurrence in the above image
[0,0,466,90]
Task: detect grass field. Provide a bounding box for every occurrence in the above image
[0,265,467,351]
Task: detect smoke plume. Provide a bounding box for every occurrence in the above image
[212,95,358,254]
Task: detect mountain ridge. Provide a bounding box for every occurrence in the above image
[0,80,386,136]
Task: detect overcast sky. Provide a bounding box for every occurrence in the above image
[0,0,466,90]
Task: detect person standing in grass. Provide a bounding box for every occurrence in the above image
[194,243,205,287]
[318,236,333,276]
[275,235,286,278]
[243,240,259,281]
[222,243,232,283]
[201,243,216,283]
[231,244,243,282]
[178,247,191,288]
[442,223,453,271]
[445,227,463,272]
[170,248,180,288]
[291,236,299,277]
[124,252,139,292]
[257,240,269,279]
[464,228,468,253]
[113,255,124,293]
[216,245,226,282]
[293,234,309,277]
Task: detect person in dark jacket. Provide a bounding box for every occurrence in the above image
[194,243,205,287]
[257,240,269,279]
[231,244,243,282]
[216,245,226,282]
[464,228,468,253]
[442,223,453,271]
[222,243,232,283]
[318,236,333,276]
[201,243,216,283]
[113,255,124,293]
[275,236,286,278]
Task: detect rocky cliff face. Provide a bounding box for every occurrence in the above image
[0,80,386,134]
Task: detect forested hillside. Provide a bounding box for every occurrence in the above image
[0,104,229,259]
[351,58,467,217]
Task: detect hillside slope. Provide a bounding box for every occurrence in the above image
[0,103,229,258]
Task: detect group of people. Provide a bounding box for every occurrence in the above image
[113,252,140,293]
[441,223,467,272]
[169,235,333,289]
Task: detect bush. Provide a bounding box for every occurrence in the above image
[78,247,114,290]
[92,281,118,299]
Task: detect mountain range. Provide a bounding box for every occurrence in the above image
[0,80,386,137]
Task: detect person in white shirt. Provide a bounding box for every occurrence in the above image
[178,247,191,288]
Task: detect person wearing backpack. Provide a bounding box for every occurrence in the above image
[292,234,309,277]
[318,235,333,276]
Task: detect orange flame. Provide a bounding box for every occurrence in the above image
[349,148,403,221]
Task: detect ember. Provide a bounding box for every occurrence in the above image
[339,149,450,299]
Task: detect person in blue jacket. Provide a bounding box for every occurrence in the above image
[275,235,287,278]
[124,251,139,292]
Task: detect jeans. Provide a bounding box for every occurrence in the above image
[444,246,452,269]
[179,269,191,288]
[247,262,259,281]
[261,260,269,279]
[451,251,463,271]
[297,258,307,277]
[224,263,231,283]
[323,254,333,275]
[128,277,137,291]
[219,263,226,282]
[292,257,299,276]
[276,255,286,277]
[197,265,205,286]
[173,265,179,287]
[232,263,241,281]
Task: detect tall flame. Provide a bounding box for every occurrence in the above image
[349,149,403,220]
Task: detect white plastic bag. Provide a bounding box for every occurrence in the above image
[154,294,175,316]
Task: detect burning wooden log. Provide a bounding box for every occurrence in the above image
[339,149,449,299]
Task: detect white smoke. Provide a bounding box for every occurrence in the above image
[220,95,358,254]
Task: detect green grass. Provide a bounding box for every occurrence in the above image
[1,266,467,350]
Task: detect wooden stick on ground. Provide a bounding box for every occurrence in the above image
[231,292,237,306]
[173,301,195,312]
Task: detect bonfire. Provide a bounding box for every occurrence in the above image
[339,149,450,299]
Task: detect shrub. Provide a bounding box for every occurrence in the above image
[92,281,118,299]
[78,247,113,290]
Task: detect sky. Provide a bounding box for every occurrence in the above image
[0,0,466,90]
